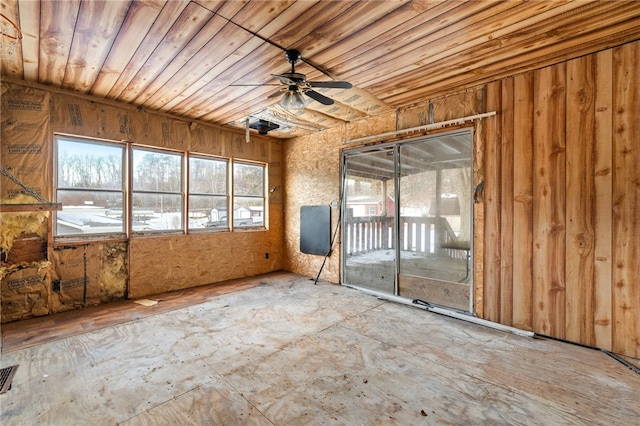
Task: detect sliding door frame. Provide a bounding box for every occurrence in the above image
[341,128,474,313]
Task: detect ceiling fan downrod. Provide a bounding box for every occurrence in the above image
[284,49,302,73]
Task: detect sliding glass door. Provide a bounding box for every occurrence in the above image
[342,146,396,294]
[342,130,473,312]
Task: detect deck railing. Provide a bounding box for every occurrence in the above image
[344,216,466,259]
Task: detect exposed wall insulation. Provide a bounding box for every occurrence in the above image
[1,80,284,321]
[0,195,48,257]
[0,194,51,322]
[397,88,484,129]
[188,122,224,155]
[0,84,51,200]
[99,242,128,302]
[0,263,50,323]
[49,244,100,313]
[228,132,270,163]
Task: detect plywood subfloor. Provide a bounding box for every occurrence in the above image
[1,273,262,353]
[1,272,638,425]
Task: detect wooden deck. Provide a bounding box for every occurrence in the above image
[1,272,638,425]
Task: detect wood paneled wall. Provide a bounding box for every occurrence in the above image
[483,41,639,357]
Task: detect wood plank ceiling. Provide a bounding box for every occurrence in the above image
[1,0,639,139]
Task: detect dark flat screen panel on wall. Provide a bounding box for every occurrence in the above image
[300,205,331,255]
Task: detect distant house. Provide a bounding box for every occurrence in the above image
[346,196,383,217]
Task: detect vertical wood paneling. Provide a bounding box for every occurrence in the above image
[512,72,535,331]
[473,117,485,318]
[479,41,640,356]
[532,64,566,338]
[500,78,515,325]
[565,55,596,345]
[483,81,502,322]
[592,49,613,350]
[473,200,484,318]
[612,42,640,358]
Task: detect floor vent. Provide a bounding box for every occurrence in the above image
[0,365,19,394]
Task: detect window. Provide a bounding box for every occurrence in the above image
[132,147,183,233]
[54,134,266,239]
[367,205,378,215]
[233,162,265,228]
[55,136,125,237]
[188,155,228,230]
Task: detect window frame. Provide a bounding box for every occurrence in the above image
[232,160,267,230]
[187,153,230,232]
[53,134,268,242]
[130,145,185,236]
[54,134,127,241]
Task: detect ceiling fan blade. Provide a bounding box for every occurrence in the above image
[268,89,286,98]
[230,83,281,87]
[305,90,334,105]
[271,73,295,85]
[307,81,352,89]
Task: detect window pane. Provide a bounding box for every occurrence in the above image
[133,149,181,192]
[57,139,123,189]
[233,196,264,228]
[132,193,182,231]
[189,157,227,194]
[233,163,264,196]
[56,190,124,235]
[189,195,228,229]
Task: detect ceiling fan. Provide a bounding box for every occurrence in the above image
[268,49,352,109]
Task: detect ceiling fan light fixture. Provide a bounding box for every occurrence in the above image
[280,91,309,109]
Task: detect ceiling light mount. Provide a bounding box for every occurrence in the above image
[249,119,280,135]
[284,49,302,66]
